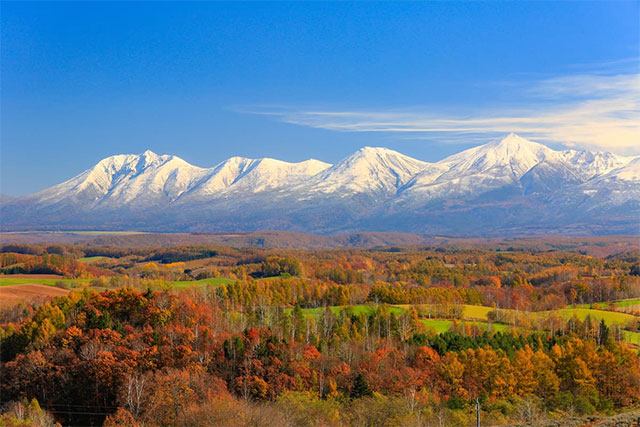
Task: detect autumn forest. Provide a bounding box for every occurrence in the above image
[1,240,640,426]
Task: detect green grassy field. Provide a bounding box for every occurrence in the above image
[622,330,640,345]
[287,304,407,317]
[288,305,511,335]
[420,319,453,333]
[420,319,510,334]
[571,303,608,310]
[550,308,638,326]
[282,307,510,335]
[613,298,640,308]
[0,275,234,290]
[467,321,510,332]
[288,303,639,346]
[2,274,638,345]
[393,304,494,320]
[458,303,638,327]
[462,305,495,320]
[78,256,110,263]
[0,277,90,287]
[170,277,235,289]
[571,299,640,310]
[291,303,638,326]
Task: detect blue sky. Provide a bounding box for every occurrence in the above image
[1,1,638,196]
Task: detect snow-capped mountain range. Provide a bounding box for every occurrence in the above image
[2,134,639,235]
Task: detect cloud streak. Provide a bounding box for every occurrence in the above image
[245,73,640,154]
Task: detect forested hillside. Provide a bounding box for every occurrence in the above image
[1,243,639,426]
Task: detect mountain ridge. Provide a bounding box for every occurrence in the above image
[2,134,638,235]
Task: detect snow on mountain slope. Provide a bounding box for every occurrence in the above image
[296,147,432,198]
[436,133,561,179]
[22,150,332,209]
[611,157,640,182]
[398,134,565,201]
[572,157,640,207]
[25,150,208,208]
[560,150,635,181]
[3,134,638,234]
[180,157,330,199]
[540,157,640,218]
[519,160,582,195]
[95,153,209,207]
[226,158,330,193]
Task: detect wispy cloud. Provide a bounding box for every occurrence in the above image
[243,73,640,154]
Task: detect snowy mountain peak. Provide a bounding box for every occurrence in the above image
[303,146,431,197]
[485,133,553,155]
[345,146,426,164]
[355,146,398,155]
[436,133,558,180]
[493,132,533,145]
[400,134,584,201]
[135,149,165,167]
[177,156,332,198]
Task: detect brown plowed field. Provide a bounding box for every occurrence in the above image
[0,274,63,279]
[0,284,69,306]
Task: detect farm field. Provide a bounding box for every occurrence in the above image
[0,284,70,306]
[394,304,495,320]
[572,298,640,311]
[170,277,235,289]
[462,304,495,319]
[288,304,407,317]
[609,298,640,314]
[288,303,638,344]
[613,298,640,307]
[4,269,638,342]
[551,307,638,325]
[623,330,640,345]
[0,275,90,287]
[288,305,510,335]
[78,256,111,263]
[0,275,235,290]
[420,319,454,333]
[420,319,511,333]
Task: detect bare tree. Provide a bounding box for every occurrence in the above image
[123,374,147,420]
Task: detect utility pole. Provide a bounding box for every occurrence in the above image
[476,397,480,427]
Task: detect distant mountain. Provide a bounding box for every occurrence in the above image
[398,134,630,203]
[296,146,431,198]
[2,134,638,235]
[179,156,330,200]
[23,150,207,210]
